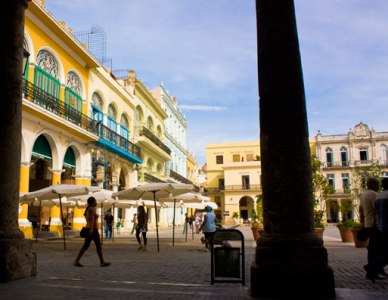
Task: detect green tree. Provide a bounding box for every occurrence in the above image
[311,156,334,227]
[349,163,383,220]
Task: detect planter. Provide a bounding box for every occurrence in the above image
[351,229,369,248]
[314,227,325,239]
[338,227,354,243]
[251,226,264,241]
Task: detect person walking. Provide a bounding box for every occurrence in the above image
[182,213,189,234]
[364,177,388,282]
[74,197,110,267]
[136,206,148,251]
[359,177,381,271]
[131,213,137,235]
[104,210,114,239]
[199,206,217,251]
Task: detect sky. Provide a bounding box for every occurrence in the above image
[43,0,388,166]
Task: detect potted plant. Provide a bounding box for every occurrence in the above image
[231,211,240,226]
[351,221,369,248]
[314,208,325,239]
[250,195,264,240]
[336,219,356,243]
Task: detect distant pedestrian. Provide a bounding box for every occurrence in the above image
[182,213,189,234]
[131,213,137,235]
[104,210,114,239]
[74,197,110,267]
[364,178,388,282]
[136,206,148,251]
[199,206,217,251]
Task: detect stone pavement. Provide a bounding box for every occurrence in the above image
[1,225,388,299]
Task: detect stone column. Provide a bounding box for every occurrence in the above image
[49,169,63,235]
[0,0,36,282]
[250,1,335,298]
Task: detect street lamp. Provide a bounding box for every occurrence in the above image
[22,48,30,76]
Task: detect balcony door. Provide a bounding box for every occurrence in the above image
[242,175,250,190]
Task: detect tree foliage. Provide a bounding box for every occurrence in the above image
[350,163,383,220]
[311,156,334,227]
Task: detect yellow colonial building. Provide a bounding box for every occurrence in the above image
[20,0,142,237]
[206,140,261,224]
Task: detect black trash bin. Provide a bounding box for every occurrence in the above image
[210,229,245,285]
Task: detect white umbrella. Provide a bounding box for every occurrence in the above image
[113,183,193,252]
[115,199,166,208]
[158,192,207,246]
[183,201,218,210]
[20,184,100,250]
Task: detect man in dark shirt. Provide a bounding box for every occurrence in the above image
[104,210,114,239]
[364,177,388,282]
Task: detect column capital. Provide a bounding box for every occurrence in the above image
[21,161,33,167]
[48,168,65,174]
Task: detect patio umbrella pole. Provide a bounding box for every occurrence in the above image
[153,191,160,252]
[101,203,103,245]
[36,200,41,243]
[112,203,115,242]
[58,194,67,250]
[172,198,176,247]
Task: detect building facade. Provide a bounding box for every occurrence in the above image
[21,1,143,237]
[205,141,261,224]
[314,122,388,223]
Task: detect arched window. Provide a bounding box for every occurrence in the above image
[340,147,348,167]
[107,104,117,143]
[156,125,162,139]
[147,116,154,132]
[120,114,129,140]
[23,38,29,80]
[326,148,333,167]
[65,71,82,112]
[35,50,60,98]
[91,92,104,122]
[380,144,388,165]
[135,106,143,123]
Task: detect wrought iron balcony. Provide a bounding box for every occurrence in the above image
[166,169,192,184]
[23,79,97,134]
[323,161,349,168]
[224,184,261,191]
[23,79,141,161]
[144,172,165,183]
[140,126,171,155]
[96,123,141,158]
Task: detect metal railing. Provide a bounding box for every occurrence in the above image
[166,169,192,184]
[323,161,349,168]
[140,126,171,155]
[23,79,140,160]
[224,184,261,191]
[24,79,97,134]
[144,172,165,183]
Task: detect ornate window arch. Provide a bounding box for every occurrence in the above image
[36,50,59,79]
[325,147,333,167]
[135,106,143,123]
[92,92,104,110]
[340,146,348,167]
[66,71,82,95]
[147,116,154,132]
[120,114,129,139]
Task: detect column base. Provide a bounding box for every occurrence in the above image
[0,238,36,282]
[250,233,335,299]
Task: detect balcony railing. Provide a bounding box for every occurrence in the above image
[24,79,97,134]
[23,79,141,160]
[144,172,165,183]
[224,184,261,191]
[97,124,141,158]
[140,126,171,155]
[323,161,349,168]
[166,169,192,184]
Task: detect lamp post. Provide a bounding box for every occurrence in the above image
[22,48,30,76]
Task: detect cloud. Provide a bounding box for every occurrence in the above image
[180,105,227,112]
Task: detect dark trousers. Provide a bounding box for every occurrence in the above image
[367,231,388,274]
[81,228,101,252]
[136,227,147,246]
[366,227,380,264]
